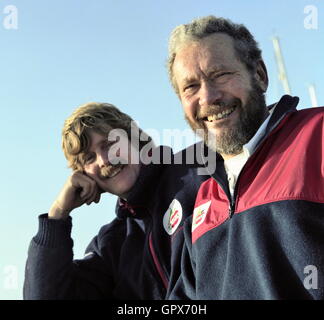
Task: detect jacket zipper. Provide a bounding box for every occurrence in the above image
[229,201,235,218]
[215,104,297,219]
[227,160,250,219]
[227,123,280,219]
[148,231,169,290]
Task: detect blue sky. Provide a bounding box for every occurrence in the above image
[0,0,323,299]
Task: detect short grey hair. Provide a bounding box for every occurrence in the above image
[167,15,262,94]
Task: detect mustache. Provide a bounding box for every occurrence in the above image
[196,99,241,120]
[100,163,124,178]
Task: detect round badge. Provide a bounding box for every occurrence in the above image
[163,199,183,235]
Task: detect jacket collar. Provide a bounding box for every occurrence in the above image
[116,145,172,219]
[265,95,299,136]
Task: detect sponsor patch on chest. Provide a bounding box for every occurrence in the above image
[163,199,183,235]
[192,201,211,232]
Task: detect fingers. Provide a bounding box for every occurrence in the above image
[71,171,102,206]
[93,189,102,204]
[85,185,101,205]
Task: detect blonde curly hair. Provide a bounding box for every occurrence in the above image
[62,102,151,170]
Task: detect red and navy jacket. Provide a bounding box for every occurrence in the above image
[24,145,210,300]
[169,95,324,300]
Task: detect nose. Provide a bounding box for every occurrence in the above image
[97,150,110,168]
[199,81,223,108]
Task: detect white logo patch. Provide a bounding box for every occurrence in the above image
[192,201,211,232]
[83,252,95,259]
[163,199,183,235]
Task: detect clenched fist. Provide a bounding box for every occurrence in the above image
[48,171,104,220]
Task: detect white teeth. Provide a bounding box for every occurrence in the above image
[108,170,119,178]
[108,166,124,178]
[206,107,235,121]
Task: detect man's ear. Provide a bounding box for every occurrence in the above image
[255,59,268,92]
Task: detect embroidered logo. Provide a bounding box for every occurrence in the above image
[192,201,211,232]
[163,199,183,235]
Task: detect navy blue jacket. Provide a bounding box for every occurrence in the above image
[24,145,209,299]
[169,96,324,300]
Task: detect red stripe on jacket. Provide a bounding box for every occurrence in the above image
[192,108,324,243]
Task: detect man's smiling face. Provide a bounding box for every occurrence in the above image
[172,33,268,159]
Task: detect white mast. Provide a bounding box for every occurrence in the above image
[308,84,318,107]
[272,36,291,95]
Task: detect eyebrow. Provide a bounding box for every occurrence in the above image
[181,76,198,87]
[87,136,115,153]
[181,64,231,86]
[206,65,231,77]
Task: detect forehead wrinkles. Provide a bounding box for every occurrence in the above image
[173,42,207,81]
[199,33,239,62]
[173,36,239,85]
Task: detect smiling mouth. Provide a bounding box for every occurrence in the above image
[202,105,237,122]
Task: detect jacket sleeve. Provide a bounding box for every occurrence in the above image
[23,214,122,300]
[168,217,196,300]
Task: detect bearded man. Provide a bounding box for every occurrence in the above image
[167,16,324,299]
